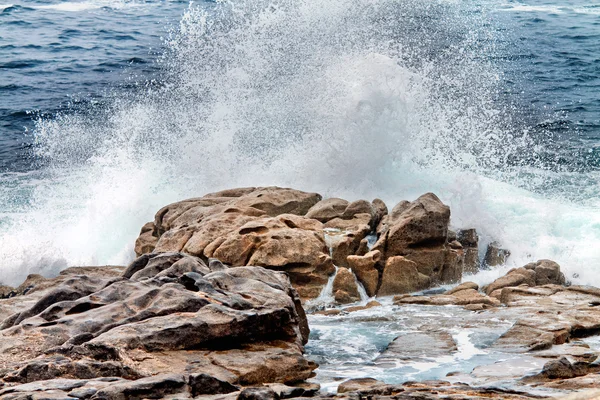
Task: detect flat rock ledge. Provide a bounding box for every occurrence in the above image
[0,254,316,399]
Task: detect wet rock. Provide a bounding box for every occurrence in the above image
[376,331,457,366]
[483,241,510,267]
[523,259,566,286]
[189,373,239,396]
[206,214,335,300]
[332,267,360,304]
[0,255,316,393]
[377,256,430,297]
[343,300,381,313]
[346,250,380,297]
[337,378,400,395]
[238,387,280,400]
[457,229,479,274]
[485,267,537,295]
[374,193,450,254]
[445,281,479,295]
[266,382,320,399]
[134,221,159,257]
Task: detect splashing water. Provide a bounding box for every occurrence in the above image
[1,0,599,286]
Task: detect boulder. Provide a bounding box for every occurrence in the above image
[375,331,457,366]
[377,257,430,297]
[484,267,536,295]
[206,214,335,300]
[523,259,566,286]
[457,229,479,274]
[332,267,360,304]
[483,241,510,267]
[445,281,479,295]
[143,187,322,258]
[373,193,450,255]
[346,251,381,297]
[238,387,280,400]
[0,254,316,393]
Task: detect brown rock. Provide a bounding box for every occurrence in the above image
[148,187,321,258]
[207,214,335,299]
[485,267,537,295]
[305,198,349,222]
[377,256,430,297]
[376,331,457,366]
[332,267,360,304]
[134,221,159,257]
[337,378,385,393]
[457,229,479,274]
[346,251,381,297]
[445,281,479,295]
[343,300,381,313]
[0,256,316,390]
[483,241,510,267]
[523,259,566,286]
[373,193,450,256]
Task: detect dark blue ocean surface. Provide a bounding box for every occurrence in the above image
[0,0,189,170]
[1,0,599,172]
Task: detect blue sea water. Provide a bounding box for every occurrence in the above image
[0,0,599,286]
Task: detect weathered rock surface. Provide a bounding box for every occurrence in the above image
[483,241,511,267]
[346,251,380,297]
[134,188,482,301]
[0,253,316,398]
[378,256,430,296]
[457,228,479,274]
[372,193,465,291]
[331,267,360,304]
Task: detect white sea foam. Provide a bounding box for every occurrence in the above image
[1,0,599,288]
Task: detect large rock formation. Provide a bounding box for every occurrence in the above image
[134,188,478,302]
[0,254,316,399]
[372,193,464,287]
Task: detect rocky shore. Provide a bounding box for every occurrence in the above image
[1,187,599,399]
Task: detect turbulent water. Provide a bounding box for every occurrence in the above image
[0,0,599,290]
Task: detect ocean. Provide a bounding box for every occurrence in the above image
[0,0,599,287]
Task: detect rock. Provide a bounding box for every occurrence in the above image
[343,300,381,313]
[0,286,16,299]
[445,281,479,295]
[371,199,388,228]
[483,241,510,267]
[457,229,479,274]
[332,267,360,304]
[237,387,280,400]
[376,331,457,366]
[0,256,316,392]
[377,256,430,297]
[523,259,566,286]
[267,382,319,399]
[91,374,187,399]
[337,378,393,394]
[134,221,159,257]
[148,187,321,259]
[189,373,239,396]
[305,198,350,222]
[206,214,335,300]
[485,267,536,295]
[346,250,381,297]
[373,193,450,256]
